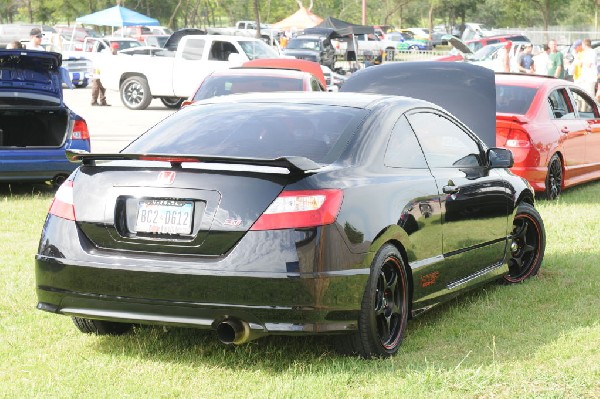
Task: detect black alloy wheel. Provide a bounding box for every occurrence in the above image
[160,97,184,109]
[503,203,546,284]
[334,244,409,358]
[544,154,562,200]
[72,316,133,335]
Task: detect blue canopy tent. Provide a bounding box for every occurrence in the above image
[76,5,159,28]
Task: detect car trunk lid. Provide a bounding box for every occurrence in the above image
[0,50,63,104]
[69,152,321,256]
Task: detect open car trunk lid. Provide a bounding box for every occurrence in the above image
[0,50,63,105]
[71,154,320,256]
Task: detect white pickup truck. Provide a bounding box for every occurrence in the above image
[206,21,279,44]
[101,34,282,110]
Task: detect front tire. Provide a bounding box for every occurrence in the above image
[120,76,152,110]
[544,154,562,200]
[503,203,545,284]
[160,97,184,109]
[334,244,409,358]
[72,317,133,335]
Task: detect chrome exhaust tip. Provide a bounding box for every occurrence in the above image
[216,318,251,345]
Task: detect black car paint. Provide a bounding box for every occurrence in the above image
[36,90,534,342]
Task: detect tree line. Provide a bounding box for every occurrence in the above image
[1,0,598,32]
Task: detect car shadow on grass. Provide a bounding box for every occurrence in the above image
[0,182,56,197]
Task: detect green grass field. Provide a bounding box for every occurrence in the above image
[1,181,598,398]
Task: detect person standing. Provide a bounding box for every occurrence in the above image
[533,44,550,75]
[494,41,512,73]
[90,42,117,106]
[547,39,564,79]
[517,43,535,73]
[577,38,597,96]
[27,28,45,50]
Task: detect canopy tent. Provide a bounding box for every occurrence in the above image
[303,16,373,38]
[272,7,323,32]
[76,5,160,27]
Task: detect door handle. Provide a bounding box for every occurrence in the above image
[560,127,570,134]
[443,185,459,194]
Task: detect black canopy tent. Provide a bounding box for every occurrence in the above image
[303,16,374,37]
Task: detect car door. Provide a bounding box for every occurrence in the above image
[407,110,511,287]
[548,87,589,180]
[567,87,600,167]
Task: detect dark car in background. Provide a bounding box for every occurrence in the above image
[0,50,90,185]
[35,63,545,358]
[283,34,337,69]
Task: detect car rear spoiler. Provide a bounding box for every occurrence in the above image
[65,149,322,175]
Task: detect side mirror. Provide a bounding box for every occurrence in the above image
[487,147,514,169]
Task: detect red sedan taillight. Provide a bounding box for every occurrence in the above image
[71,119,90,140]
[49,180,76,221]
[251,190,343,230]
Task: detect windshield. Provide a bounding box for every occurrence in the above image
[238,40,279,60]
[286,38,321,51]
[468,44,500,61]
[123,103,367,164]
[193,75,304,101]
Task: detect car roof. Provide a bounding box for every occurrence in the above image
[193,91,423,111]
[242,58,327,87]
[211,68,312,79]
[495,73,557,89]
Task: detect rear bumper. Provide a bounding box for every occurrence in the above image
[35,216,368,335]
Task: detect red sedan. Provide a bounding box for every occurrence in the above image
[496,73,600,199]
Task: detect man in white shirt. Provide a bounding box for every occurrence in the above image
[533,44,550,76]
[27,28,45,51]
[578,38,597,96]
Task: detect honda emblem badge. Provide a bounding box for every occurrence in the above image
[157,171,176,185]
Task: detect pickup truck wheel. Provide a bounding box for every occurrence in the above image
[120,76,152,110]
[160,97,185,109]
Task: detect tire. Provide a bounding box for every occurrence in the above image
[334,244,409,358]
[72,316,133,335]
[503,203,546,284]
[120,76,152,110]
[409,45,419,53]
[160,97,184,109]
[544,154,562,200]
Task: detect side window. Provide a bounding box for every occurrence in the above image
[407,112,482,168]
[310,78,321,92]
[209,41,238,61]
[548,89,572,118]
[384,116,428,168]
[569,88,599,118]
[182,38,206,60]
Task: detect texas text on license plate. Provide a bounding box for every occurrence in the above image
[136,199,193,235]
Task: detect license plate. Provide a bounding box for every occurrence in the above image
[136,200,193,235]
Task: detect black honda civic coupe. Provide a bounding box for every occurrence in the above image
[35,64,545,358]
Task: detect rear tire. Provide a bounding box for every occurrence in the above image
[160,97,184,109]
[544,154,562,200]
[120,76,152,110]
[72,317,133,335]
[334,244,409,358]
[503,203,545,284]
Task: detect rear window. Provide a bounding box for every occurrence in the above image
[496,84,537,114]
[123,102,367,164]
[193,75,304,101]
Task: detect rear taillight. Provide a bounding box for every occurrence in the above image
[71,119,90,140]
[49,180,76,221]
[505,128,531,148]
[251,189,343,230]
